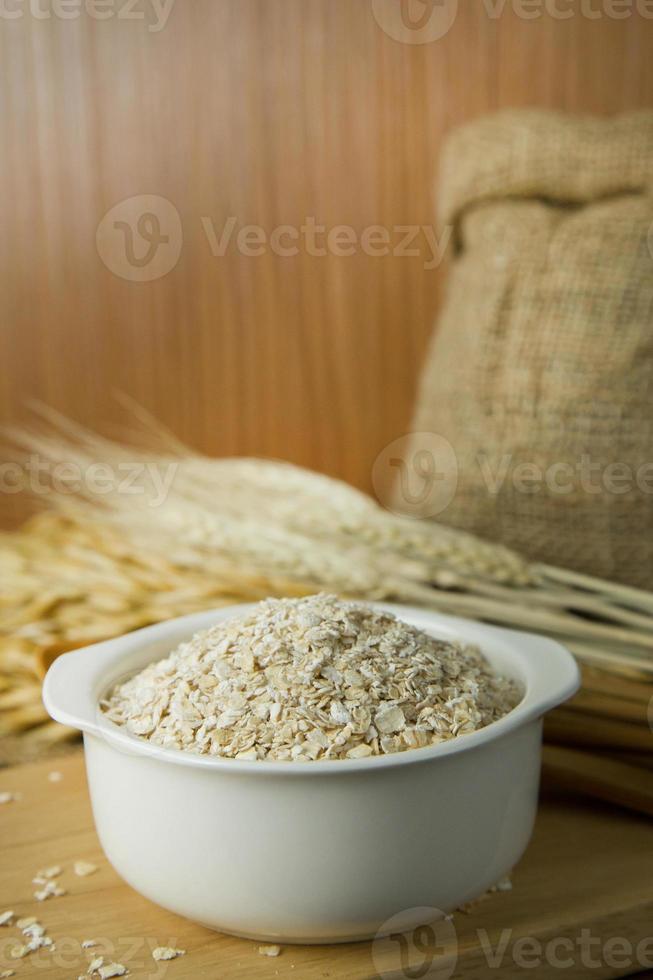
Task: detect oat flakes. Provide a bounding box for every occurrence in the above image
[258,945,281,957]
[102,595,520,762]
[152,947,185,961]
[74,860,98,877]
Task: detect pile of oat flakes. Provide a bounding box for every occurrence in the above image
[102,594,521,761]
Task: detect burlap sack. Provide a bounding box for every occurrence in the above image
[413,109,653,589]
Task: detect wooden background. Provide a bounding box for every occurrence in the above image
[1,0,652,525]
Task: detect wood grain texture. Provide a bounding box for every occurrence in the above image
[1,1,652,526]
[2,752,653,978]
[542,744,653,819]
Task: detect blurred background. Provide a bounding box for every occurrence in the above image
[2,0,652,529]
[3,10,653,963]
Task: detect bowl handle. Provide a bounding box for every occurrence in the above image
[42,640,120,736]
[41,605,258,737]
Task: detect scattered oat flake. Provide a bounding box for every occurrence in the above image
[34,880,66,901]
[258,945,281,957]
[97,965,128,979]
[88,956,104,972]
[152,947,185,961]
[48,771,63,783]
[0,970,15,978]
[22,933,54,953]
[16,916,37,929]
[0,792,17,805]
[492,875,513,892]
[82,939,99,949]
[34,864,62,880]
[74,860,98,877]
[0,911,14,926]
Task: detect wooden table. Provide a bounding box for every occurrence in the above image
[1,752,653,980]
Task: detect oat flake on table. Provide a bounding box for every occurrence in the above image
[74,860,98,877]
[97,965,127,979]
[152,946,185,961]
[258,944,281,957]
[102,594,521,761]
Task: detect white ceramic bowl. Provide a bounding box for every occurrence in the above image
[43,603,579,944]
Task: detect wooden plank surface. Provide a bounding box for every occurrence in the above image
[2,1,653,528]
[1,752,653,979]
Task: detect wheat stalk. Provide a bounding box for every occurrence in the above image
[1,408,652,761]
